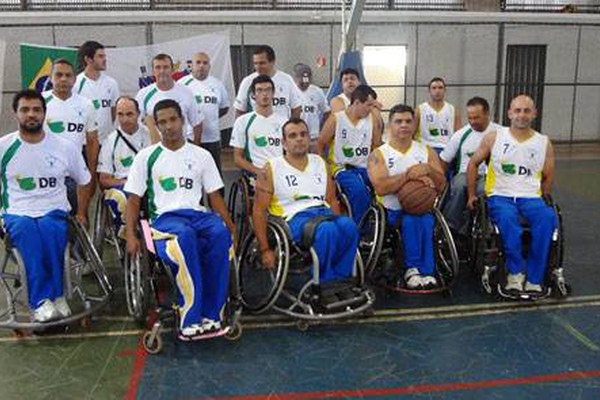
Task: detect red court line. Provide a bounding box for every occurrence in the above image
[123,339,148,400]
[214,370,600,400]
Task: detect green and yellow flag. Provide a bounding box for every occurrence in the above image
[20,43,78,91]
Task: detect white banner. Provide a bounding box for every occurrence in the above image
[106,31,235,129]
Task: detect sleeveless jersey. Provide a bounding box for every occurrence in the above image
[268,154,328,220]
[417,101,455,149]
[485,127,548,198]
[377,141,429,211]
[330,110,373,170]
[335,93,351,108]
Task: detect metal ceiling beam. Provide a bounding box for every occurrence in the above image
[344,0,366,51]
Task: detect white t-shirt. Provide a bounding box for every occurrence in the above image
[124,142,223,220]
[97,125,152,179]
[299,84,330,139]
[135,82,204,140]
[440,122,501,175]
[43,91,98,151]
[229,111,286,169]
[0,131,91,217]
[234,70,302,118]
[75,72,120,143]
[417,101,456,149]
[178,75,229,144]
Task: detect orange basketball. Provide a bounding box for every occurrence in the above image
[397,179,438,215]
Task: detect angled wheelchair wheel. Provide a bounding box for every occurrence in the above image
[358,204,386,278]
[124,247,152,324]
[547,202,569,298]
[92,194,109,260]
[432,207,459,288]
[228,178,251,252]
[335,181,353,219]
[237,220,289,314]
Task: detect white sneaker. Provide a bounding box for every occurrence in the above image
[422,275,438,288]
[201,318,222,333]
[34,299,59,322]
[54,297,72,318]
[181,324,203,338]
[524,281,543,293]
[505,273,525,291]
[404,268,424,289]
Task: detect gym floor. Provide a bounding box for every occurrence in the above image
[1,143,599,400]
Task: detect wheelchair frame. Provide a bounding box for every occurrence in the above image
[227,173,253,252]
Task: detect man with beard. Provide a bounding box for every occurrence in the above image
[0,90,91,321]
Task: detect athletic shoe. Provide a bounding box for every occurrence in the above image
[421,275,438,288]
[505,273,525,291]
[524,281,543,293]
[201,318,222,333]
[181,324,203,338]
[54,297,72,318]
[34,299,58,322]
[404,268,424,289]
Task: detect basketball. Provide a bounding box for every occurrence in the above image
[397,179,438,215]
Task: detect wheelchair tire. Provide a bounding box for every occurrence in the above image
[70,218,112,295]
[433,207,459,288]
[124,248,152,324]
[142,330,163,355]
[228,179,251,252]
[358,204,386,278]
[92,194,108,260]
[224,321,243,341]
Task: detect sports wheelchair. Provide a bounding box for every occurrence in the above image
[237,214,375,327]
[358,202,459,294]
[468,196,568,300]
[227,172,255,252]
[92,190,124,262]
[0,216,112,332]
[126,210,243,354]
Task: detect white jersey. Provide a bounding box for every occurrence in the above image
[330,110,374,170]
[417,101,456,149]
[377,141,429,211]
[135,82,203,140]
[485,127,548,198]
[234,70,302,118]
[43,91,98,151]
[0,131,91,217]
[440,122,502,175]
[334,93,351,109]
[75,72,120,143]
[178,75,229,144]
[268,154,328,220]
[97,125,152,179]
[229,111,286,169]
[124,142,223,221]
[299,84,329,139]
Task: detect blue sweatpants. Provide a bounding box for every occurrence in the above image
[104,186,127,239]
[4,210,69,308]
[335,167,371,225]
[387,209,435,276]
[487,196,557,284]
[287,207,358,283]
[151,209,232,329]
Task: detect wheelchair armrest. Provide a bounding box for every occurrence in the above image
[542,194,554,206]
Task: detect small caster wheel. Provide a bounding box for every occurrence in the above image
[224,322,243,341]
[296,320,309,332]
[142,331,163,355]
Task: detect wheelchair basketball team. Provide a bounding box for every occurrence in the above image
[0,42,567,349]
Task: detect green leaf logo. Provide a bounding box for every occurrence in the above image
[120,156,133,167]
[501,163,516,175]
[293,194,311,201]
[195,95,202,104]
[342,145,354,158]
[429,128,440,137]
[159,177,177,191]
[16,176,36,191]
[254,136,268,148]
[48,121,65,133]
[92,99,101,110]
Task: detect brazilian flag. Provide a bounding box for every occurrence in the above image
[20,43,78,92]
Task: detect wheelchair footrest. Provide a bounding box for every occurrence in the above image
[177,326,230,342]
[309,280,369,313]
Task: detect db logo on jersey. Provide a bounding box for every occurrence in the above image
[159,177,194,191]
[501,163,532,176]
[16,176,57,191]
[342,146,369,158]
[302,105,315,113]
[47,121,84,134]
[196,95,218,105]
[272,98,287,106]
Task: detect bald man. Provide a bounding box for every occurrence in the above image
[178,52,230,177]
[467,95,557,294]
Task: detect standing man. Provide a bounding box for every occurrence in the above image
[467,95,556,294]
[43,58,99,225]
[178,52,229,174]
[330,68,361,113]
[293,63,330,151]
[416,77,462,153]
[136,53,203,145]
[234,45,302,119]
[1,89,91,321]
[75,40,120,144]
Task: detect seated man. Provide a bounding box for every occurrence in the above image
[230,75,287,195]
[124,99,235,339]
[1,89,91,321]
[97,96,152,239]
[467,95,557,294]
[440,96,501,235]
[317,85,383,225]
[253,117,359,303]
[368,104,445,289]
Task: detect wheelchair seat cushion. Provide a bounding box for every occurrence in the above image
[300,215,336,251]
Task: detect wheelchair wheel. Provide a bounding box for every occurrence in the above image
[70,217,112,295]
[237,220,290,314]
[228,178,251,252]
[92,194,109,260]
[335,181,353,218]
[124,247,152,324]
[432,207,459,288]
[224,321,243,341]
[142,330,163,354]
[358,204,386,277]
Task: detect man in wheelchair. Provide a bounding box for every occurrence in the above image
[253,117,361,308]
[97,96,151,239]
[0,90,91,321]
[467,95,557,295]
[368,104,446,290]
[124,99,236,339]
[317,85,383,225]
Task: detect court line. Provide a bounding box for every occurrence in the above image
[213,370,600,400]
[550,314,600,351]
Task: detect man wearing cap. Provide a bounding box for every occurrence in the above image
[293,63,330,152]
